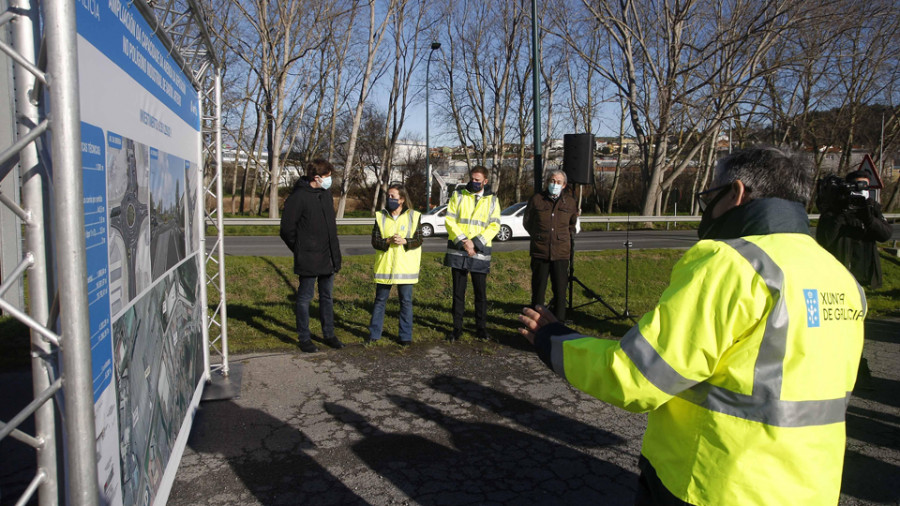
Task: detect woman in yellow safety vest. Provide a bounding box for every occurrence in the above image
[368,184,423,346]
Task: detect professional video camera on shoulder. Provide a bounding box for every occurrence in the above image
[816,174,870,212]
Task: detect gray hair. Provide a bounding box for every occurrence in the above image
[712,146,813,205]
[544,169,567,186]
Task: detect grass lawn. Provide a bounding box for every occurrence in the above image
[214,248,900,354]
[3,249,898,366]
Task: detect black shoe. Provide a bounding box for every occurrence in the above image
[324,336,345,349]
[399,340,411,347]
[445,331,461,342]
[364,337,378,345]
[298,339,318,353]
[476,332,493,341]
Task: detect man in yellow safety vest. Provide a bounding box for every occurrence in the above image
[519,147,866,505]
[444,165,501,341]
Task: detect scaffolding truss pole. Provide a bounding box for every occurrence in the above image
[2,0,224,502]
[3,0,59,504]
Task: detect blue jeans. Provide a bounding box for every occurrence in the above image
[296,274,334,341]
[368,283,413,342]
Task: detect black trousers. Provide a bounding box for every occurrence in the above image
[451,268,487,336]
[530,258,569,321]
[634,455,692,505]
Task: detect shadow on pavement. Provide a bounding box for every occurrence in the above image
[326,397,637,505]
[173,400,364,505]
[324,373,639,506]
[841,449,900,504]
[428,374,625,448]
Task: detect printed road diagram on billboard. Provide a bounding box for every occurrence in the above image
[150,149,187,281]
[113,260,204,505]
[106,133,152,317]
[76,0,206,504]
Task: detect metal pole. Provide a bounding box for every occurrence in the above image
[215,68,229,375]
[198,82,210,379]
[43,0,99,503]
[11,0,57,503]
[880,113,885,178]
[531,0,543,193]
[425,42,440,210]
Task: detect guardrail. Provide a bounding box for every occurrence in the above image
[214,213,899,226]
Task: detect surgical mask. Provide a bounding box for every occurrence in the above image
[319,175,332,190]
[548,183,563,196]
[466,180,483,193]
[386,198,401,211]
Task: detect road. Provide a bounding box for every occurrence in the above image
[210,225,900,257]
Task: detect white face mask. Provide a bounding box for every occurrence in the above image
[548,183,563,196]
[319,175,333,190]
[859,190,870,200]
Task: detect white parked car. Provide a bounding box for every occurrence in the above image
[419,204,448,237]
[496,201,581,242]
[419,201,580,241]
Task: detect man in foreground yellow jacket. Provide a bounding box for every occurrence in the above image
[518,147,866,505]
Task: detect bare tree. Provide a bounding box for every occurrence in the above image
[371,0,431,214]
[555,0,824,216]
[336,0,400,218]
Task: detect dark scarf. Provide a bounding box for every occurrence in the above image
[698,198,811,240]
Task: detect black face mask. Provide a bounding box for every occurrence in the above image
[697,187,731,239]
[386,198,401,212]
[466,180,483,193]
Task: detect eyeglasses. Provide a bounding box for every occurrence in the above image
[695,182,752,213]
[695,184,731,213]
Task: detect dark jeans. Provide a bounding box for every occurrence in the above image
[296,274,334,342]
[530,258,569,321]
[368,283,414,342]
[451,268,487,336]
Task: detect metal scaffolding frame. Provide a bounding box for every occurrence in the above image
[0,0,225,503]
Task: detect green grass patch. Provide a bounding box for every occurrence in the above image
[3,248,897,366]
[212,248,899,354]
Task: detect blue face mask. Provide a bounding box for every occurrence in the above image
[548,183,563,196]
[319,175,332,190]
[466,180,483,193]
[386,198,401,211]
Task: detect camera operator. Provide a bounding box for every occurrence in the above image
[816,170,892,289]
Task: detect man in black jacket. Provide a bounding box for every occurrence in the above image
[280,159,344,352]
[816,170,893,289]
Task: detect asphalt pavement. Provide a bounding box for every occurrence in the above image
[168,318,900,505]
[213,225,900,257]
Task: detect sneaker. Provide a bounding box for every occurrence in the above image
[298,339,318,353]
[323,336,345,349]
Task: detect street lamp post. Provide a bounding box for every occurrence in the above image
[425,41,441,210]
[531,0,543,193]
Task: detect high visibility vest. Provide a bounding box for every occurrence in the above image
[444,190,501,273]
[373,209,421,284]
[545,234,865,505]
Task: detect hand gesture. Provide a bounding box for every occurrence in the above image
[517,305,557,345]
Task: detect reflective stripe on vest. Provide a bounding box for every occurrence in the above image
[618,237,859,428]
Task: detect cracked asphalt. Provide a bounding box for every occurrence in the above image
[168,319,900,506]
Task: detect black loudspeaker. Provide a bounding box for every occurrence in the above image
[563,133,595,184]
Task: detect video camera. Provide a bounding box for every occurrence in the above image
[816,175,870,213]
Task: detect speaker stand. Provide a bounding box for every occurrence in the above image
[566,185,635,323]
